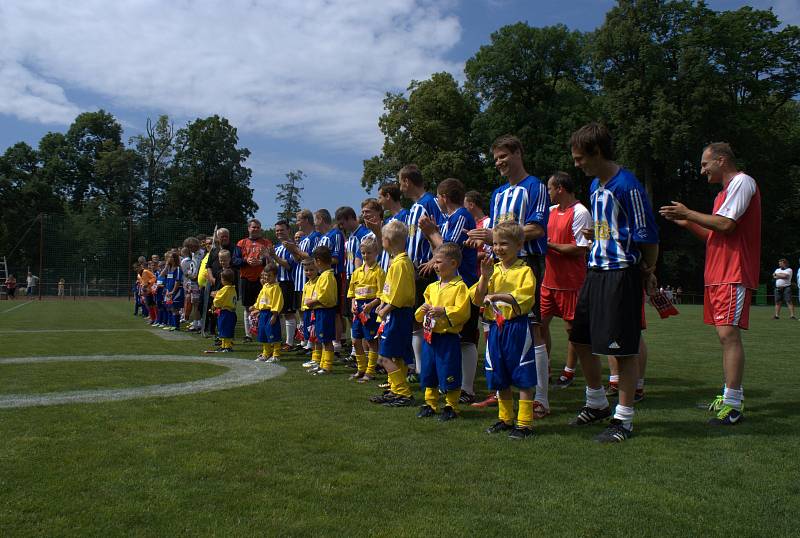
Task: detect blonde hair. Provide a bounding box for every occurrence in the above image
[435,242,462,265]
[219,249,231,260]
[493,221,525,246]
[382,220,408,253]
[360,235,378,252]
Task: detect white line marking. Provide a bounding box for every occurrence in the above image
[0,301,33,314]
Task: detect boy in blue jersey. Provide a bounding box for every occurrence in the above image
[466,135,552,418]
[568,122,659,443]
[399,164,443,383]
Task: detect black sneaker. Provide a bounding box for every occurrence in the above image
[369,391,397,404]
[508,426,535,440]
[416,405,437,418]
[485,421,514,434]
[243,336,253,343]
[438,406,458,422]
[458,390,476,404]
[634,389,645,403]
[383,395,415,407]
[594,419,632,443]
[569,406,612,426]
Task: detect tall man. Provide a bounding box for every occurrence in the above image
[660,142,761,426]
[315,208,346,353]
[273,220,299,351]
[237,219,272,341]
[466,135,551,417]
[567,123,659,443]
[284,209,322,349]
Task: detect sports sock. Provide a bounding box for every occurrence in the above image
[723,386,744,410]
[333,340,342,353]
[285,318,297,345]
[533,344,549,408]
[517,399,534,429]
[311,349,321,365]
[355,353,367,373]
[149,306,157,321]
[411,330,423,374]
[221,338,232,349]
[563,366,575,375]
[389,364,412,397]
[460,343,478,395]
[609,374,619,385]
[445,389,460,412]
[321,350,334,371]
[586,386,609,409]
[614,404,634,431]
[636,378,645,390]
[398,361,409,378]
[366,351,378,376]
[498,397,514,425]
[243,309,251,336]
[424,387,439,411]
[272,343,282,358]
[262,344,270,356]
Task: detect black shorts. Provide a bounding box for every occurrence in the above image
[569,267,643,356]
[279,281,296,314]
[523,254,545,324]
[459,303,480,345]
[241,278,262,308]
[335,273,347,316]
[414,269,437,311]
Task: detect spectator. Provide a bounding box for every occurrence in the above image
[773,258,795,320]
[5,274,16,299]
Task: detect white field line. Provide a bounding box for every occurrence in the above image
[0,328,194,341]
[0,355,285,408]
[0,301,33,314]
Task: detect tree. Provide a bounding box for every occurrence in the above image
[275,170,305,225]
[167,115,257,223]
[130,116,175,220]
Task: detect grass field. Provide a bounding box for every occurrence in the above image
[0,299,798,537]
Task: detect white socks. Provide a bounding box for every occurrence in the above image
[609,374,619,384]
[586,386,609,410]
[284,317,297,345]
[412,330,424,373]
[460,343,478,395]
[723,386,744,409]
[533,344,549,408]
[243,308,252,335]
[614,404,634,431]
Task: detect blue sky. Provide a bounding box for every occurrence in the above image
[1,0,796,226]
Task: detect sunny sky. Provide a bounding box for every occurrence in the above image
[1,0,797,226]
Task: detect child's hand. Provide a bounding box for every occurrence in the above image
[305,298,313,307]
[210,291,217,297]
[351,300,358,315]
[362,302,374,316]
[480,255,494,277]
[429,306,446,318]
[270,314,279,325]
[484,294,496,304]
[420,303,432,314]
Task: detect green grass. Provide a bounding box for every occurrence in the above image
[0,299,798,536]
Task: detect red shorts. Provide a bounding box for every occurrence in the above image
[704,284,752,329]
[540,287,578,321]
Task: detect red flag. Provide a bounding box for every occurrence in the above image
[649,291,679,319]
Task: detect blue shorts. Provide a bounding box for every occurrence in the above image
[420,332,461,392]
[485,315,537,390]
[170,289,184,307]
[313,307,337,343]
[351,299,380,340]
[378,307,414,364]
[302,310,312,340]
[257,310,282,343]
[155,288,165,306]
[217,309,237,339]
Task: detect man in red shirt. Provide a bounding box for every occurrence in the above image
[237,219,273,342]
[541,172,592,394]
[660,142,761,426]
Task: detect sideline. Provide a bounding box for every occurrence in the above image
[0,355,285,408]
[0,328,194,340]
[0,301,33,314]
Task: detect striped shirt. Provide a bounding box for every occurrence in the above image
[377,208,409,272]
[293,231,321,291]
[406,192,443,268]
[488,175,549,256]
[345,224,371,277]
[440,207,478,286]
[588,168,659,270]
[274,242,296,283]
[319,228,345,275]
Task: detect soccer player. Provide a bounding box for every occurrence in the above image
[272,220,299,351]
[305,245,339,375]
[471,222,538,439]
[660,142,761,426]
[366,182,409,272]
[466,135,550,419]
[347,235,385,381]
[299,259,321,370]
[254,264,284,363]
[414,243,471,421]
[315,209,346,354]
[211,269,238,353]
[285,209,321,351]
[542,172,592,392]
[369,220,416,407]
[337,205,371,360]
[568,122,659,443]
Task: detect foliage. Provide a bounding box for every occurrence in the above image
[129,116,175,221]
[275,170,305,225]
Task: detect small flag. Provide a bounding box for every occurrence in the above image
[649,291,679,319]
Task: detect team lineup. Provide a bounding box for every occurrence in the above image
[134,122,761,443]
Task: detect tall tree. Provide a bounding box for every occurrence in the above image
[275,170,304,225]
[129,116,174,221]
[167,115,257,223]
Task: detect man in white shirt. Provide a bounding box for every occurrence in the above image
[773,258,795,320]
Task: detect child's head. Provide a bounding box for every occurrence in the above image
[219,249,231,267]
[167,251,179,267]
[180,246,190,258]
[436,178,465,209]
[220,268,235,286]
[381,220,408,255]
[492,222,524,263]
[302,258,318,281]
[262,263,278,284]
[359,235,379,265]
[312,245,332,272]
[183,236,200,252]
[433,243,461,279]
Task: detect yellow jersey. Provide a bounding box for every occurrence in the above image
[255,282,284,312]
[213,284,238,311]
[470,259,535,321]
[348,263,386,300]
[414,276,470,334]
[380,252,415,308]
[312,269,337,309]
[301,276,317,312]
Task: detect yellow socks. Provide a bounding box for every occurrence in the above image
[445,389,460,412]
[221,338,232,349]
[262,344,270,356]
[517,399,534,429]
[321,350,334,371]
[424,387,439,411]
[366,351,378,376]
[272,342,282,358]
[388,367,412,397]
[498,397,514,425]
[311,349,321,365]
[398,361,409,378]
[355,353,367,373]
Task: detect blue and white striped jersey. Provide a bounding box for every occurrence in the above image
[346,224,371,277]
[488,175,549,256]
[440,207,478,286]
[293,230,321,291]
[319,228,345,275]
[588,168,659,270]
[378,209,409,272]
[406,192,443,268]
[274,242,296,283]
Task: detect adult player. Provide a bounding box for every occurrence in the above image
[567,122,659,443]
[466,135,551,417]
[237,219,272,341]
[541,172,592,390]
[660,142,761,426]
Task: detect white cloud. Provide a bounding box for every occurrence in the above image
[0,0,462,152]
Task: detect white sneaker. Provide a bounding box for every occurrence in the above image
[254,354,266,362]
[302,360,317,368]
[266,357,280,363]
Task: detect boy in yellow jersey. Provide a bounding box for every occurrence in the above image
[299,259,322,370]
[471,222,538,439]
[207,268,238,353]
[305,245,338,375]
[414,243,471,421]
[347,236,385,382]
[254,264,284,363]
[370,220,417,407]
